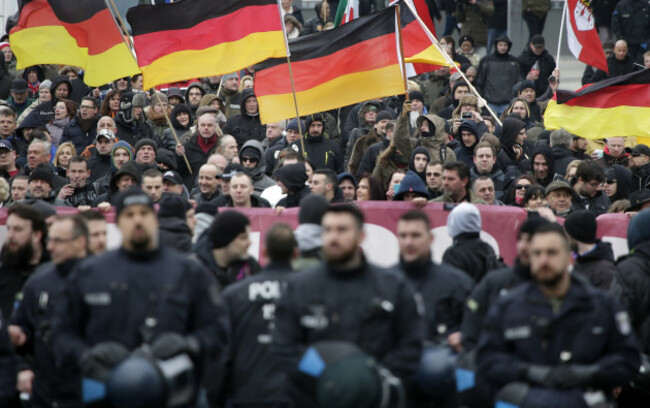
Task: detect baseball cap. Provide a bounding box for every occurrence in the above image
[162,170,183,185]
[627,189,650,212]
[0,139,14,151]
[220,163,245,181]
[630,144,650,157]
[530,34,545,47]
[96,128,116,142]
[11,79,28,94]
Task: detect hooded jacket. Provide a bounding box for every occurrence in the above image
[185,82,206,115]
[605,164,633,202]
[573,241,616,290]
[348,127,384,177]
[530,144,555,187]
[414,114,457,164]
[239,140,277,195]
[631,162,650,194]
[60,115,99,155]
[222,89,266,148]
[497,117,527,172]
[275,163,310,208]
[475,35,522,105]
[303,122,344,173]
[393,170,430,201]
[345,100,382,167]
[409,146,431,182]
[23,75,72,127]
[455,120,481,168]
[92,162,140,206]
[517,46,556,96]
[160,104,193,151]
[373,115,414,189]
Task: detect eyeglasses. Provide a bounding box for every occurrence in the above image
[80,105,96,110]
[515,184,530,190]
[241,157,258,163]
[426,172,442,177]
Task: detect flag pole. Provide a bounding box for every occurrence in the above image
[395,4,410,101]
[401,0,501,126]
[151,88,193,175]
[555,0,567,70]
[104,0,136,54]
[276,0,306,156]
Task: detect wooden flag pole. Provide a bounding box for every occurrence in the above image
[151,88,193,174]
[401,0,501,126]
[276,0,307,156]
[395,4,410,101]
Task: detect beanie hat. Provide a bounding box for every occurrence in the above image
[208,210,250,249]
[393,170,430,201]
[287,118,305,132]
[195,202,219,216]
[157,194,191,219]
[156,148,177,171]
[152,91,168,106]
[564,210,597,244]
[409,91,424,102]
[375,110,393,122]
[132,93,147,108]
[517,217,550,238]
[38,79,52,90]
[518,80,536,93]
[28,164,53,186]
[447,203,481,238]
[18,199,56,219]
[275,162,308,192]
[459,34,474,46]
[628,209,650,250]
[115,187,154,219]
[239,145,262,162]
[298,194,330,224]
[135,138,158,154]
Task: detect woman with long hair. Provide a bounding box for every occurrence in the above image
[99,89,121,117]
[46,99,76,146]
[53,141,76,178]
[356,174,386,201]
[504,174,536,206]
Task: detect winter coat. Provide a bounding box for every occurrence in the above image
[373,115,414,189]
[239,140,277,195]
[194,231,261,288]
[456,0,495,47]
[611,0,650,47]
[573,241,616,290]
[551,145,575,176]
[348,128,384,177]
[517,46,556,96]
[442,232,503,283]
[115,113,156,149]
[159,217,193,253]
[60,116,99,155]
[160,104,192,151]
[591,54,643,82]
[476,36,522,104]
[631,162,650,194]
[415,114,457,163]
[179,133,219,188]
[45,116,70,147]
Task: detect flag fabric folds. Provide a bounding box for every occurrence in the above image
[544,69,650,139]
[254,6,405,124]
[127,0,286,90]
[334,0,360,26]
[8,0,140,86]
[565,0,608,73]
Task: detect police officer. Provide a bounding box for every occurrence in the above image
[476,223,640,407]
[271,205,423,408]
[213,223,297,407]
[9,216,89,407]
[52,188,226,405]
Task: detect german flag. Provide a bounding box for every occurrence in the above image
[544,69,650,139]
[9,0,140,86]
[126,0,286,90]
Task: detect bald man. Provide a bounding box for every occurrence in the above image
[591,40,643,82]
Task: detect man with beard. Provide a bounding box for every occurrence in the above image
[217,73,241,119]
[26,164,67,206]
[302,114,343,173]
[571,160,610,216]
[57,157,101,207]
[193,210,261,288]
[0,204,48,319]
[530,144,555,188]
[426,161,444,199]
[271,205,423,408]
[9,216,88,407]
[52,189,226,400]
[476,223,640,407]
[186,82,206,117]
[60,97,99,154]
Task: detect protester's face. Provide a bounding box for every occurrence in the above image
[390,172,405,187]
[410,99,423,112]
[68,161,90,188]
[530,43,544,56]
[10,179,27,201]
[12,90,28,104]
[27,144,49,169]
[374,119,389,135]
[460,41,472,53]
[474,178,495,204]
[521,87,536,103]
[603,178,617,197]
[308,174,328,196]
[0,148,15,169]
[266,122,283,140]
[474,147,495,174]
[526,193,547,210]
[163,180,184,195]
[339,179,355,201]
[453,86,469,100]
[322,212,363,264]
[465,67,476,83]
[579,178,603,198]
[80,100,98,119]
[86,219,107,254]
[614,43,627,61]
[5,214,35,254]
[515,128,526,145]
[29,179,51,198]
[132,76,144,90]
[116,175,135,191]
[176,112,190,127]
[572,137,587,152]
[356,178,369,201]
[0,115,16,137]
[460,104,476,114]
[530,232,570,287]
[225,226,252,260]
[153,101,167,114]
[442,169,466,198]
[113,148,130,169]
[109,94,121,112]
[515,179,531,200]
[413,153,428,172]
[419,119,430,133]
[285,20,295,33]
[118,205,157,251]
[96,137,114,155]
[198,166,219,195]
[224,77,239,91]
[38,88,51,102]
[512,101,528,118]
[230,174,253,207]
[461,131,476,148]
[285,128,301,143]
[97,117,116,134]
[533,154,549,180]
[54,84,69,99]
[496,41,508,54]
[136,145,156,164]
[2,47,12,62]
[426,164,443,189]
[309,121,323,137]
[142,176,163,202]
[606,137,625,157]
[363,109,377,124]
[397,219,433,263]
[187,88,203,105]
[546,189,572,212]
[241,155,258,169]
[221,139,238,160]
[47,219,86,265]
[198,115,217,139]
[244,97,258,114]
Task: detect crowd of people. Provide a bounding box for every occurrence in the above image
[0,0,648,407]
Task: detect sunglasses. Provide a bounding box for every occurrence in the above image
[515,184,530,190]
[605,179,617,184]
[241,157,258,163]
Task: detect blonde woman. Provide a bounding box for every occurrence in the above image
[53,141,76,178]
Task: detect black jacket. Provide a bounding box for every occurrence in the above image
[271,255,423,408]
[0,310,17,407]
[159,217,193,253]
[115,114,157,149]
[303,134,344,173]
[571,190,611,216]
[477,274,640,404]
[10,260,83,407]
[517,47,556,96]
[0,253,48,320]
[631,162,650,193]
[52,246,227,372]
[194,232,261,288]
[356,139,390,178]
[611,0,650,47]
[87,152,112,183]
[60,116,99,155]
[573,241,616,290]
[442,232,503,283]
[591,54,642,82]
[610,240,650,354]
[179,133,217,189]
[214,261,295,407]
[63,182,101,208]
[551,145,575,177]
[222,111,266,149]
[475,36,522,104]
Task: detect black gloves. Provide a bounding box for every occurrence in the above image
[522,364,598,389]
[80,341,129,381]
[151,333,200,360]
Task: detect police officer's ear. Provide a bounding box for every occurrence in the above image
[430,231,435,244]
